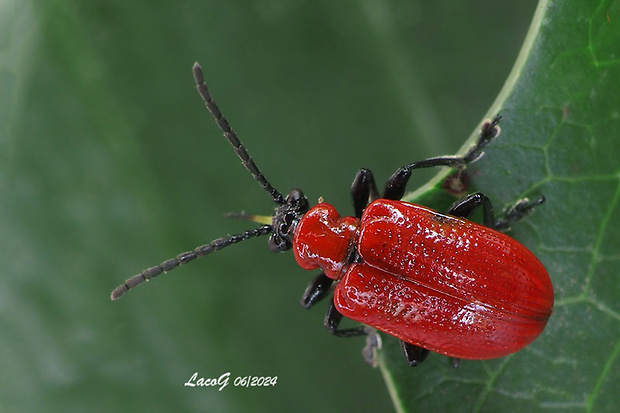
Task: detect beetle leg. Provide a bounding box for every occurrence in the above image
[400,341,430,367]
[449,193,545,231]
[324,301,368,337]
[383,157,467,201]
[494,196,545,231]
[325,301,382,366]
[382,116,501,200]
[300,272,334,309]
[448,192,496,227]
[351,168,380,218]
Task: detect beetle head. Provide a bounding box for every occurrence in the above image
[268,188,310,252]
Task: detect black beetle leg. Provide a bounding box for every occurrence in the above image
[351,168,380,218]
[324,301,367,337]
[324,301,382,366]
[300,272,333,309]
[449,192,545,231]
[448,192,496,227]
[400,341,430,367]
[382,116,501,201]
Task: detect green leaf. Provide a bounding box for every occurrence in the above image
[2,0,616,412]
[384,0,620,411]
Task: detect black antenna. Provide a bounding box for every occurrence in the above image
[193,62,285,205]
[111,63,284,300]
[111,225,272,300]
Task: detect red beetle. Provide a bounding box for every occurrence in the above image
[111,63,553,367]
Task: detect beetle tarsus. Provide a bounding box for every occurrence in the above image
[463,114,502,163]
[495,195,545,231]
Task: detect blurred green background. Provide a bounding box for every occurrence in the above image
[1,1,539,411]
